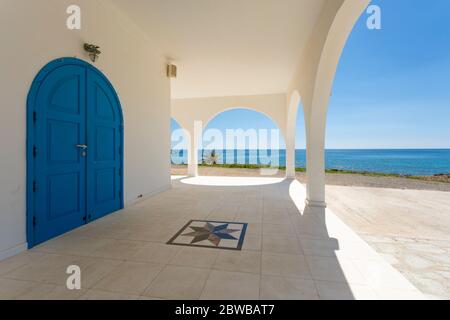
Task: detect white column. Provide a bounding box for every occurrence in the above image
[187,121,202,177]
[304,109,327,214]
[285,134,296,179]
[286,92,300,179]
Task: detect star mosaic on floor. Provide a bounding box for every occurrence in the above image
[167,220,248,250]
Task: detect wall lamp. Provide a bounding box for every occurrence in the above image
[84,43,101,62]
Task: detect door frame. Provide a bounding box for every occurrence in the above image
[26,57,124,248]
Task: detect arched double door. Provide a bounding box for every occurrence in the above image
[27,58,124,247]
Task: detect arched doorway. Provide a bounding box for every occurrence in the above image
[27,58,124,247]
[202,108,286,171]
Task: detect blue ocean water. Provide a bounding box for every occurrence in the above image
[171,149,450,176]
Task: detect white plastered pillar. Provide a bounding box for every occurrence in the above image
[304,105,327,212]
[286,91,301,179]
[294,0,369,214]
[186,120,203,177]
[285,135,296,179]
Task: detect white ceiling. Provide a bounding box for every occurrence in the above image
[110,0,326,99]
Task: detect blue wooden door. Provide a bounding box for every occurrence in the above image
[28,58,123,247]
[86,68,123,221]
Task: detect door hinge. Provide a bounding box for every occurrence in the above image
[32,181,37,193]
[33,146,37,158]
[32,111,37,123]
[33,216,37,227]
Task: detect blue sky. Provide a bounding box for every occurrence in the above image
[173,0,450,149]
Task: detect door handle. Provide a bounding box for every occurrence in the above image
[76,144,88,150]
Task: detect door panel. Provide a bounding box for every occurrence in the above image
[29,58,123,247]
[86,69,122,221]
[33,65,87,245]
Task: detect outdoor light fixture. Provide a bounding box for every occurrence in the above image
[84,43,101,62]
[167,63,177,78]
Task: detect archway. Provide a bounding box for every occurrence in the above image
[200,108,286,176]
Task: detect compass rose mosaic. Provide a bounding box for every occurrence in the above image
[167,220,248,251]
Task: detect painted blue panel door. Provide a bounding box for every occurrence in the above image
[29,58,123,247]
[86,68,122,221]
[33,64,88,245]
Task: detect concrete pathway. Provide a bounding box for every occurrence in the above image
[326,185,450,300]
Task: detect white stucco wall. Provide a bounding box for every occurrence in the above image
[0,0,171,259]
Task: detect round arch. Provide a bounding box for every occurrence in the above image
[203,106,286,137]
[201,108,286,168]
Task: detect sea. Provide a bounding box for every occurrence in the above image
[171,149,450,176]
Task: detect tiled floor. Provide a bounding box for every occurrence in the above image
[0,176,426,300]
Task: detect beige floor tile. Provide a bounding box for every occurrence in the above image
[262,235,303,255]
[200,271,260,300]
[80,289,140,300]
[89,239,145,260]
[262,223,296,236]
[373,288,427,300]
[129,243,181,264]
[0,252,45,276]
[260,276,319,300]
[208,211,237,222]
[245,223,262,235]
[90,224,137,240]
[305,256,367,285]
[4,254,76,284]
[7,255,115,290]
[169,247,219,269]
[352,259,418,291]
[33,235,114,256]
[41,285,88,300]
[139,296,163,300]
[119,225,177,242]
[0,279,36,299]
[315,281,378,300]
[242,235,262,251]
[92,261,164,295]
[263,215,291,224]
[261,253,311,279]
[143,265,210,300]
[238,206,263,216]
[299,237,341,257]
[70,256,123,288]
[213,251,261,274]
[235,212,263,224]
[15,283,87,300]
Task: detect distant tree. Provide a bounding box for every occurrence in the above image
[204,149,220,165]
